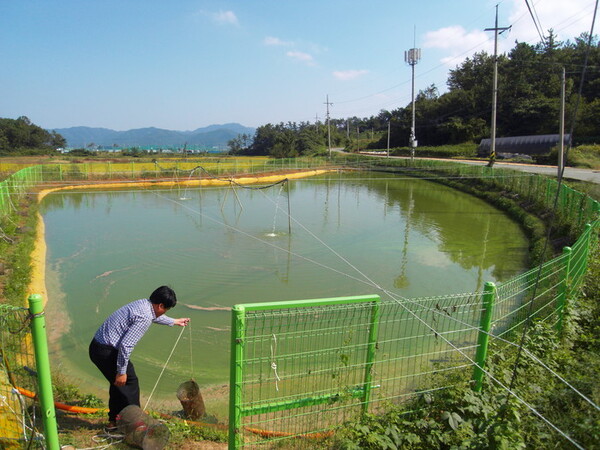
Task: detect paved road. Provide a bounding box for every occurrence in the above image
[454,159,600,184]
[354,151,600,184]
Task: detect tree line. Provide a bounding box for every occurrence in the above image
[231,32,599,157]
[0,116,66,155]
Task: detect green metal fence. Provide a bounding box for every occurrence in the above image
[0,165,43,219]
[225,158,600,448]
[360,157,600,235]
[0,157,598,448]
[228,220,598,448]
[229,295,380,448]
[0,158,337,221]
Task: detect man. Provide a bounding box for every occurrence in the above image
[89,285,190,430]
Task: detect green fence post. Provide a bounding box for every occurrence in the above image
[229,305,246,450]
[472,282,496,392]
[361,299,380,415]
[556,247,572,332]
[28,294,60,450]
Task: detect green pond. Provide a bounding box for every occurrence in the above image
[40,171,529,399]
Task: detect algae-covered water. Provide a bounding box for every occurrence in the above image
[40,171,529,399]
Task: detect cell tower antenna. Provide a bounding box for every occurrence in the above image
[404,26,421,161]
[324,95,333,157]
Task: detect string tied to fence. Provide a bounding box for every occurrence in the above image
[270,334,281,392]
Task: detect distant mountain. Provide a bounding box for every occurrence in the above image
[51,123,255,149]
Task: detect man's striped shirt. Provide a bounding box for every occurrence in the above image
[93,298,175,374]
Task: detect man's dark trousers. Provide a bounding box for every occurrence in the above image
[89,339,140,422]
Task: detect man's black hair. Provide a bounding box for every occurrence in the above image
[149,286,177,308]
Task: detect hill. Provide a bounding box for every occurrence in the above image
[51,123,255,149]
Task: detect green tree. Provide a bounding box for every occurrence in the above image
[0,116,65,154]
[250,123,279,155]
[271,132,295,157]
[50,131,66,148]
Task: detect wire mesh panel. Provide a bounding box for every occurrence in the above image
[371,294,483,408]
[0,305,42,448]
[494,255,567,337]
[569,223,595,291]
[229,295,380,448]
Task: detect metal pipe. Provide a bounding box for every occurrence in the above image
[29,294,60,449]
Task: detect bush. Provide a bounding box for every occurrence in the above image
[537,144,600,169]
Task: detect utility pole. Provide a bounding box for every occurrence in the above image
[485,5,511,167]
[315,113,320,132]
[387,120,391,158]
[325,95,333,157]
[559,66,566,180]
[405,27,421,162]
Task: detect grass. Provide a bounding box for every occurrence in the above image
[564,179,600,202]
[564,144,600,169]
[0,195,37,307]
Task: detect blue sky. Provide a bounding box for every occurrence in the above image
[0,0,595,131]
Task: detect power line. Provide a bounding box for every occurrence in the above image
[523,0,546,42]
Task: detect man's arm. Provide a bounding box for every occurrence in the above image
[173,317,190,326]
[154,315,190,327]
[114,317,190,386]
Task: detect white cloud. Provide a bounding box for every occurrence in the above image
[423,25,491,66]
[286,51,316,66]
[264,36,293,46]
[423,25,488,49]
[332,69,369,81]
[213,10,239,26]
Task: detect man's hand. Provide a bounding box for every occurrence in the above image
[174,318,190,327]
[114,373,127,387]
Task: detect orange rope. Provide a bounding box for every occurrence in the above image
[15,387,105,414]
[16,386,333,440]
[244,426,333,439]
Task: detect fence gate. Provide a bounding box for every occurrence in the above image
[229,295,380,448]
